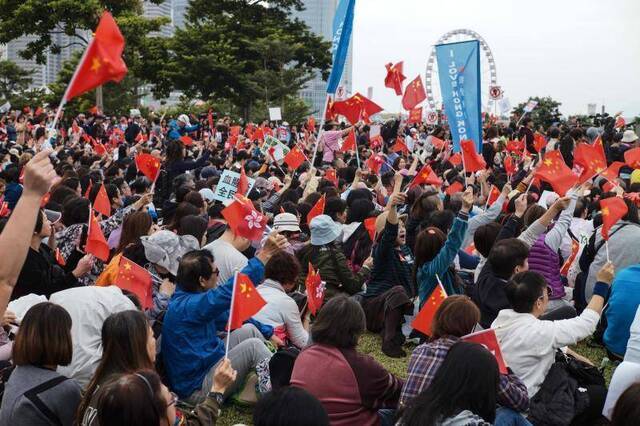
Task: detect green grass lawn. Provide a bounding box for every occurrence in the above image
[215,333,618,426]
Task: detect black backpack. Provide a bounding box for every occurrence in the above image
[269,347,300,390]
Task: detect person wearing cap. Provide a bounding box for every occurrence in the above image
[271,212,304,254]
[296,215,373,302]
[167,114,200,141]
[0,209,93,301]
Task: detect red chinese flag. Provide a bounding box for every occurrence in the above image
[560,239,580,277]
[180,135,194,146]
[412,283,447,336]
[54,248,66,267]
[237,167,249,197]
[445,181,464,196]
[135,154,161,182]
[624,147,640,169]
[401,75,427,110]
[504,155,516,176]
[228,273,266,330]
[305,263,325,315]
[340,129,356,153]
[84,181,93,199]
[222,197,267,241]
[325,168,338,187]
[460,139,486,172]
[86,211,109,262]
[135,132,148,143]
[230,126,241,137]
[384,61,406,96]
[449,153,462,166]
[410,164,442,188]
[0,202,10,218]
[332,93,383,125]
[487,185,501,206]
[601,161,625,182]
[506,139,525,154]
[430,136,446,150]
[93,184,111,217]
[284,146,306,170]
[65,11,128,101]
[533,132,547,153]
[534,150,579,196]
[462,329,508,375]
[391,137,409,154]
[253,127,264,142]
[407,107,423,124]
[364,217,377,242]
[601,197,628,241]
[306,116,316,132]
[574,142,608,183]
[307,194,326,225]
[366,154,385,174]
[116,256,153,309]
[88,105,100,115]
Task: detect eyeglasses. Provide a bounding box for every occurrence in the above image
[167,391,178,407]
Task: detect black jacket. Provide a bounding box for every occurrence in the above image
[10,244,81,301]
[471,261,510,329]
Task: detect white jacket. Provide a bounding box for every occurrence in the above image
[254,279,308,348]
[491,308,599,397]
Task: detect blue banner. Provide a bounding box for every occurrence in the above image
[326,0,356,94]
[435,40,482,152]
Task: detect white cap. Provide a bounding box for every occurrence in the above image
[177,114,190,125]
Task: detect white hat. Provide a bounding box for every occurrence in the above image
[199,188,216,202]
[622,130,639,143]
[177,114,190,125]
[273,213,301,233]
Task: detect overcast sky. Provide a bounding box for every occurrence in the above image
[351,0,640,117]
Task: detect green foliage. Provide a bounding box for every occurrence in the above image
[167,0,331,119]
[513,96,562,129]
[0,60,33,101]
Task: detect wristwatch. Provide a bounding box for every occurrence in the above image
[207,391,224,405]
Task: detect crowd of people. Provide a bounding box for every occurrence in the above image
[0,105,638,426]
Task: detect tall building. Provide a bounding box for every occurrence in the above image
[172,0,189,29]
[292,0,353,118]
[144,0,175,37]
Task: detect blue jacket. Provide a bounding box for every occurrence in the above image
[161,257,265,398]
[167,119,200,141]
[604,264,640,357]
[417,213,468,307]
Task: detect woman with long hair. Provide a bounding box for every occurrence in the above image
[399,342,500,426]
[77,310,155,426]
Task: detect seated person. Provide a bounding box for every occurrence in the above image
[603,264,640,360]
[493,264,613,424]
[161,234,286,403]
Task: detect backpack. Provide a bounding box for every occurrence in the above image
[268,347,300,390]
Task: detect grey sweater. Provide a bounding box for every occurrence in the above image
[0,365,81,426]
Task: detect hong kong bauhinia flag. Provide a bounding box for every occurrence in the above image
[305,263,325,315]
[222,197,267,241]
[64,11,127,101]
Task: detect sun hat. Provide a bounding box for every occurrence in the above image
[622,130,638,143]
[177,114,191,125]
[273,213,301,233]
[199,188,216,202]
[309,215,341,246]
[140,230,199,276]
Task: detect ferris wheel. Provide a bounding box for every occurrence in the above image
[425,29,498,111]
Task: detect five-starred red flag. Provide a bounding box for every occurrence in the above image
[601,161,625,182]
[534,150,579,196]
[340,129,356,152]
[449,153,462,166]
[366,153,385,174]
[237,166,249,197]
[574,142,608,183]
[364,216,377,242]
[65,11,128,101]
[179,135,194,146]
[486,185,501,206]
[430,136,446,150]
[391,137,409,154]
[412,282,447,336]
[93,184,111,217]
[533,132,547,153]
[506,139,525,155]
[410,164,442,188]
[460,139,486,172]
[332,93,383,124]
[306,116,316,132]
[307,194,326,225]
[462,329,508,375]
[624,147,640,169]
[305,263,325,315]
[504,155,516,177]
[284,146,306,170]
[86,210,109,262]
[384,61,406,96]
[116,256,153,309]
[54,248,66,267]
[325,168,338,187]
[601,197,628,241]
[445,181,464,196]
[402,75,427,111]
[135,154,161,183]
[228,272,266,330]
[407,107,423,124]
[222,197,267,241]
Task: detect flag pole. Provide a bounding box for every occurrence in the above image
[225,271,239,358]
[605,240,610,263]
[49,37,95,137]
[311,94,332,166]
[354,144,361,169]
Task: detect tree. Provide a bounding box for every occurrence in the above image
[167,0,331,119]
[513,96,562,129]
[0,60,33,102]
